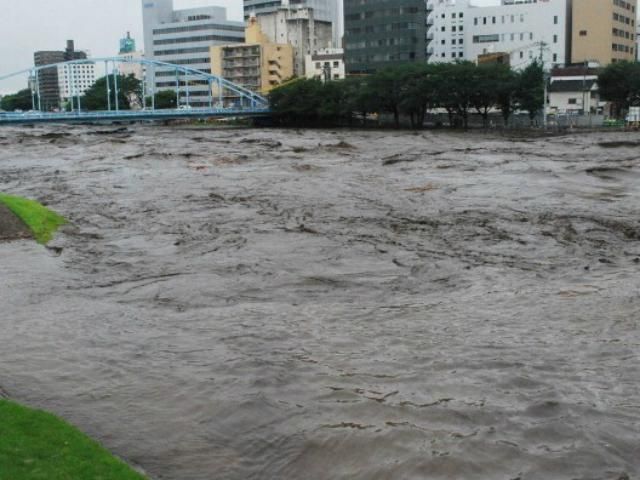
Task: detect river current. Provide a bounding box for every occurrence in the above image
[0,125,639,479]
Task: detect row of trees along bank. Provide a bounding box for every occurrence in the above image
[269,60,640,129]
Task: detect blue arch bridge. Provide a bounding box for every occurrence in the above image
[0,57,270,125]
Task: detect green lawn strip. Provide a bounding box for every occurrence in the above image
[0,193,66,244]
[0,399,146,480]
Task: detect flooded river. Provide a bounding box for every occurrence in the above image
[0,125,639,479]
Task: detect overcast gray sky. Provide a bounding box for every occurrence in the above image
[0,0,498,94]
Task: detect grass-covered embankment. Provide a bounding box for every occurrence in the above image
[0,399,146,480]
[0,193,66,244]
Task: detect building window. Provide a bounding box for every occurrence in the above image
[554,15,559,25]
[580,30,588,36]
[553,34,558,43]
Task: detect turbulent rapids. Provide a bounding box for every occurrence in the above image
[0,125,639,480]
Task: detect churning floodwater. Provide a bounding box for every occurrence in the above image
[0,125,639,480]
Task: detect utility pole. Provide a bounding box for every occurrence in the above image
[538,41,549,130]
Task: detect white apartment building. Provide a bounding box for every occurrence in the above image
[257,7,334,76]
[57,62,96,102]
[142,0,245,106]
[428,0,572,69]
[305,48,345,80]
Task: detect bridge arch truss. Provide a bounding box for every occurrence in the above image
[0,57,270,123]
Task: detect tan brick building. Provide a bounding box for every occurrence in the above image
[210,17,293,102]
[572,0,638,65]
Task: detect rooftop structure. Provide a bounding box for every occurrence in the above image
[244,0,340,46]
[257,6,333,76]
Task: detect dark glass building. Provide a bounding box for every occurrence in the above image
[344,0,427,74]
[34,40,87,111]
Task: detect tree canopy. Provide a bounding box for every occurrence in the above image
[145,90,178,109]
[1,89,36,112]
[268,61,545,128]
[598,61,640,117]
[81,74,142,111]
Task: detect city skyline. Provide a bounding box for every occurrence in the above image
[0,0,244,94]
[0,0,624,94]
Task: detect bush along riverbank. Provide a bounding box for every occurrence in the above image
[0,399,146,480]
[0,193,66,244]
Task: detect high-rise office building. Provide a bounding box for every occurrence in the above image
[344,0,428,74]
[34,40,87,111]
[141,0,245,106]
[571,0,637,66]
[244,0,340,45]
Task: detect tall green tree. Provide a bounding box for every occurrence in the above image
[146,90,178,109]
[598,61,640,118]
[516,60,544,124]
[269,79,324,125]
[439,62,477,129]
[82,74,142,111]
[495,68,519,126]
[342,76,376,125]
[399,64,435,129]
[1,89,37,111]
[368,67,406,128]
[472,63,512,127]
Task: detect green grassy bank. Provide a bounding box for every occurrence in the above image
[0,194,66,244]
[0,399,146,480]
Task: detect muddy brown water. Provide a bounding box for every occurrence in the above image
[0,125,639,480]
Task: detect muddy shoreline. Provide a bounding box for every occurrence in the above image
[0,203,31,241]
[0,125,639,480]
